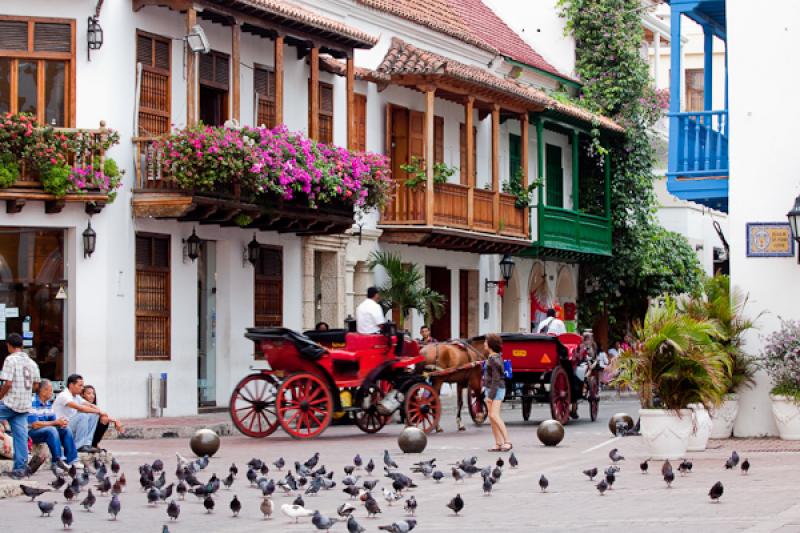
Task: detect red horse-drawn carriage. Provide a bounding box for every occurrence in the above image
[469,332,600,425]
[229,327,441,439]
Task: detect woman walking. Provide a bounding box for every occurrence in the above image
[483,333,511,451]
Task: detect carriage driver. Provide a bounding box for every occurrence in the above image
[355,287,386,335]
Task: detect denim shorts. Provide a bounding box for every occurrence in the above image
[490,387,506,401]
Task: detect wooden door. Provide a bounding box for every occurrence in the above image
[426,266,451,341]
[459,123,477,185]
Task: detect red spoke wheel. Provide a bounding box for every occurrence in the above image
[468,388,487,426]
[276,373,333,439]
[229,373,279,438]
[549,366,571,425]
[404,382,441,434]
[354,380,392,434]
[588,375,600,422]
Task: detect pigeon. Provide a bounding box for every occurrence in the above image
[51,476,67,490]
[451,467,464,483]
[110,458,120,475]
[596,479,608,495]
[147,486,160,505]
[152,459,164,473]
[344,465,355,476]
[640,460,649,474]
[539,474,549,492]
[196,455,210,470]
[678,460,693,475]
[725,451,740,469]
[404,496,417,515]
[379,519,418,533]
[248,458,264,471]
[482,475,493,495]
[281,503,314,523]
[167,499,180,520]
[741,458,750,475]
[492,466,502,481]
[709,481,724,502]
[305,476,322,496]
[111,480,122,495]
[271,457,285,471]
[229,495,242,516]
[354,454,363,469]
[38,500,57,517]
[119,473,127,490]
[80,489,96,512]
[343,485,360,499]
[312,510,339,531]
[609,448,625,463]
[260,496,273,519]
[384,450,399,469]
[304,452,320,470]
[247,468,258,485]
[432,470,444,482]
[348,515,367,533]
[661,460,672,477]
[664,468,675,488]
[108,494,121,520]
[605,470,615,489]
[337,502,356,518]
[366,459,375,476]
[365,494,382,517]
[21,484,50,501]
[363,479,379,491]
[260,463,270,476]
[204,495,215,513]
[64,485,75,502]
[222,472,234,489]
[508,453,518,468]
[176,481,187,500]
[228,463,238,477]
[583,467,598,481]
[95,464,108,482]
[61,505,73,529]
[160,483,174,501]
[446,493,464,515]
[382,487,402,505]
[293,495,305,507]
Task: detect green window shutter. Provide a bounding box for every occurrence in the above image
[546,144,563,208]
[509,133,521,182]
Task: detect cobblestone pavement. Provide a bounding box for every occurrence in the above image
[2,398,799,533]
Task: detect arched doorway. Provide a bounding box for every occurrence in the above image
[529,262,551,331]
[501,269,520,332]
[555,266,577,327]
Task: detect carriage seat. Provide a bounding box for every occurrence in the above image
[329,349,359,363]
[245,327,327,361]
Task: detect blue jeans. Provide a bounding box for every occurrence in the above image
[68,413,99,449]
[0,403,29,472]
[29,426,78,465]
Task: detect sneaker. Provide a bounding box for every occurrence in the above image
[7,469,25,480]
[55,459,69,472]
[27,454,45,475]
[78,445,101,454]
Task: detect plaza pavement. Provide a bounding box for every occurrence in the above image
[2,397,800,533]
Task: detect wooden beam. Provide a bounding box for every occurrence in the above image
[274,35,284,125]
[346,55,355,150]
[535,115,544,242]
[571,129,579,212]
[520,112,529,239]
[309,46,320,140]
[186,8,197,126]
[491,103,500,234]
[465,96,475,228]
[425,88,436,226]
[231,21,241,122]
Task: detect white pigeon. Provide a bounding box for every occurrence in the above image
[382,487,402,505]
[281,503,314,523]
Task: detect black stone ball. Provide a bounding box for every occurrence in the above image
[537,419,565,447]
[190,429,221,457]
[608,413,635,436]
[398,427,427,453]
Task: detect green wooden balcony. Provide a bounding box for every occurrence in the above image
[531,205,612,259]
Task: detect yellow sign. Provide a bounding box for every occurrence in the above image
[512,349,527,357]
[747,223,794,257]
[540,354,551,364]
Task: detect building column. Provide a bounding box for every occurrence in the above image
[231,21,241,122]
[653,33,661,88]
[465,96,475,227]
[520,112,529,238]
[703,25,713,111]
[185,8,197,126]
[535,116,545,236]
[274,35,284,125]
[346,55,355,149]
[668,7,683,173]
[309,46,320,140]
[491,104,501,233]
[424,87,436,226]
[571,129,580,211]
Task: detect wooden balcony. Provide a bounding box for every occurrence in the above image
[131,138,355,235]
[379,182,530,254]
[521,205,612,261]
[1,124,112,215]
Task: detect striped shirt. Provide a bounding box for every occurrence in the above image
[28,394,56,426]
[0,351,40,413]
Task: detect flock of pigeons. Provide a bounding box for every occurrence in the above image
[14,443,750,530]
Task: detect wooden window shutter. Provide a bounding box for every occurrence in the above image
[318,81,334,144]
[254,247,283,327]
[434,116,444,165]
[354,93,366,152]
[0,20,28,51]
[136,30,171,136]
[254,66,276,128]
[33,23,71,52]
[459,123,477,185]
[545,144,564,208]
[135,234,171,361]
[199,51,229,90]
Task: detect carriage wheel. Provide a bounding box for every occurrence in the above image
[354,380,391,434]
[468,388,487,426]
[276,373,333,439]
[588,375,600,422]
[549,366,571,425]
[229,373,279,438]
[404,382,441,434]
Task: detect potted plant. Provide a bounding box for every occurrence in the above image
[612,297,729,459]
[762,320,800,440]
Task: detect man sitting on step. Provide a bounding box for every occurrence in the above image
[53,374,122,453]
[28,379,79,472]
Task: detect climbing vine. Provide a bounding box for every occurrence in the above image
[557,0,703,339]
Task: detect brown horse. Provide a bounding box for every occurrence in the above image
[420,340,489,431]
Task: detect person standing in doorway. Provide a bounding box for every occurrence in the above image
[355,287,386,335]
[0,332,41,478]
[537,308,566,336]
[483,333,511,452]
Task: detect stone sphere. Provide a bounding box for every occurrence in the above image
[190,428,221,458]
[608,413,635,436]
[398,426,427,453]
[537,419,565,447]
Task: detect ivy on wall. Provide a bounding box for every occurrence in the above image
[557,0,703,338]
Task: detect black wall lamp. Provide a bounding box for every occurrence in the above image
[183,227,201,262]
[87,0,105,61]
[82,220,96,258]
[244,234,261,267]
[787,194,800,245]
[485,254,515,293]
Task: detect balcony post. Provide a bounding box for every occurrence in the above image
[231,20,241,122]
[703,25,713,112]
[571,129,579,212]
[668,5,683,181]
[185,8,197,127]
[274,35,284,125]
[520,112,529,238]
[653,32,661,89]
[346,54,355,150]
[492,103,500,233]
[309,46,320,140]
[604,151,611,218]
[535,115,544,241]
[465,96,475,227]
[425,87,436,226]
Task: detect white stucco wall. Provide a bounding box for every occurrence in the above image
[728,0,800,437]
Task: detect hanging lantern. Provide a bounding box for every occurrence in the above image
[82,220,96,258]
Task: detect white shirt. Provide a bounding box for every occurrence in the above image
[537,317,567,336]
[355,298,386,334]
[53,389,83,421]
[0,351,40,413]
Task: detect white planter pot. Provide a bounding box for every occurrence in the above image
[710,394,739,439]
[639,409,692,460]
[770,395,800,440]
[687,403,712,452]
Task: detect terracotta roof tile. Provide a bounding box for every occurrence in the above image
[236,0,378,48]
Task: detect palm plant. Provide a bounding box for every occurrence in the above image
[612,297,730,411]
[681,275,760,393]
[367,251,446,330]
